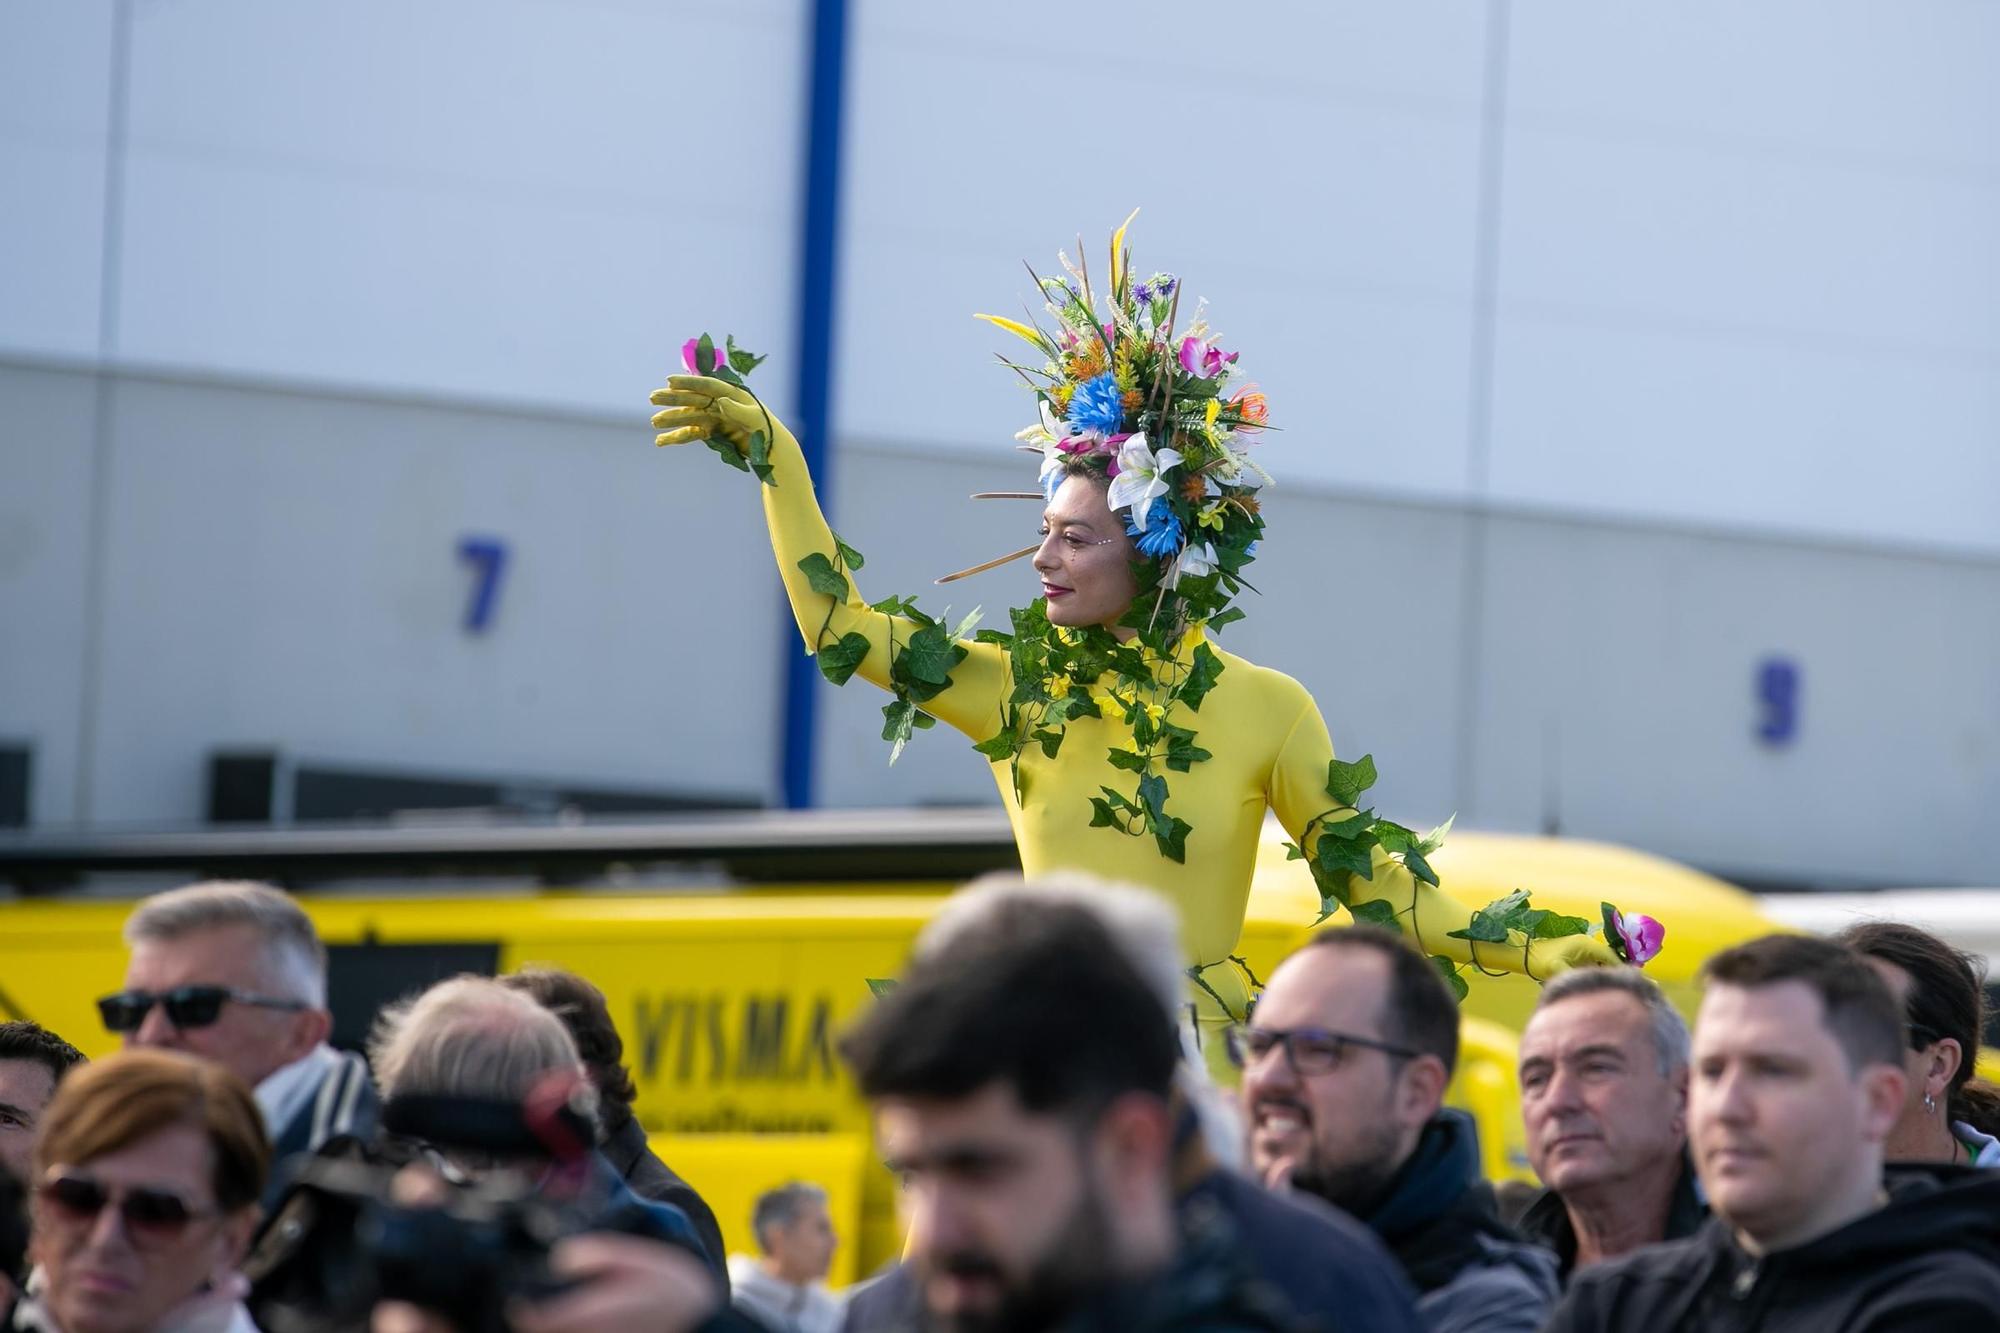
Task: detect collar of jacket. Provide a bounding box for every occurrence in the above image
[1518,1148,1706,1279]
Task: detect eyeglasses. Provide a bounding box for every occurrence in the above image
[96,985,309,1033]
[1225,1025,1419,1074]
[36,1173,217,1246]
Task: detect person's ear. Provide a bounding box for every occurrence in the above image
[1861,1064,1908,1144]
[289,1006,332,1061]
[1396,1054,1450,1128]
[1093,1092,1172,1194]
[1931,1039,1964,1103]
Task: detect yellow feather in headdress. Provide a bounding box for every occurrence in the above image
[1109,207,1139,303]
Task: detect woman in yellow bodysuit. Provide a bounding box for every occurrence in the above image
[650,227,1618,1063]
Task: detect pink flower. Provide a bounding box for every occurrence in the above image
[1615,911,1666,967]
[1177,335,1238,379]
[681,336,723,376]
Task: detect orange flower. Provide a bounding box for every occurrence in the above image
[1180,475,1208,503]
[1122,388,1145,413]
[1229,387,1269,428]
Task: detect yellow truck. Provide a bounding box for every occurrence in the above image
[0,817,1782,1280]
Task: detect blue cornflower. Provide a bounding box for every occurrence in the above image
[1155,274,1177,298]
[1134,281,1154,304]
[1125,498,1184,559]
[1066,373,1126,438]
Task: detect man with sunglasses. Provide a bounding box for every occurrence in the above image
[102,881,376,1209]
[1237,927,1558,1333]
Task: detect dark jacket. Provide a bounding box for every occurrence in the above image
[602,1114,730,1292]
[1545,1165,2000,1332]
[1184,1167,1422,1332]
[839,1166,1420,1333]
[1352,1111,1558,1333]
[1048,1198,1312,1332]
[1515,1151,1706,1283]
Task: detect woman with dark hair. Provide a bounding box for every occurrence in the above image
[1837,919,2000,1166]
[8,1049,267,1333]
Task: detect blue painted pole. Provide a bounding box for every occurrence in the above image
[782,0,850,809]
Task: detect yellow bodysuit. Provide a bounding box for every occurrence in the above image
[652,377,1614,1036]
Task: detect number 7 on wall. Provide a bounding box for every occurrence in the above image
[457,535,509,634]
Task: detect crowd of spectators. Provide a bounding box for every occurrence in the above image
[4,875,2000,1332]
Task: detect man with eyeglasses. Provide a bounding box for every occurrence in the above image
[1236,926,1558,1333]
[101,880,376,1209]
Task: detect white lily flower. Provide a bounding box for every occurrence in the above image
[1104,435,1183,530]
[1166,541,1217,588]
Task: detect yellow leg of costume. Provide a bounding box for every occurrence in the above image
[1183,960,1254,1087]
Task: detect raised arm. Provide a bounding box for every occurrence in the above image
[651,374,1008,742]
[1267,699,1618,979]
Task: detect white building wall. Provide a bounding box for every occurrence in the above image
[1,1,1996,886]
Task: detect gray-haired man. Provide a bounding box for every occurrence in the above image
[1514,968,1705,1282]
[730,1182,842,1333]
[101,880,375,1201]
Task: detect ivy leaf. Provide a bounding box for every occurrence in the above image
[1032,727,1065,759]
[912,711,937,730]
[798,552,849,598]
[1350,899,1402,934]
[1445,909,1511,944]
[1320,810,1375,841]
[1315,834,1376,884]
[974,626,1013,646]
[900,624,959,685]
[1481,888,1533,926]
[1418,813,1457,856]
[1283,840,1306,862]
[1089,797,1121,828]
[706,437,750,473]
[1164,740,1212,773]
[1325,754,1378,807]
[1154,815,1192,864]
[871,593,915,616]
[1534,911,1593,939]
[1107,748,1150,773]
[1401,846,1440,887]
[1207,608,1246,632]
[972,728,1016,761]
[1180,643,1225,711]
[1136,773,1170,823]
[709,363,747,388]
[746,431,775,485]
[1430,956,1471,1003]
[864,977,898,999]
[725,334,768,376]
[815,632,871,686]
[881,699,917,764]
[1372,820,1419,854]
[832,530,866,572]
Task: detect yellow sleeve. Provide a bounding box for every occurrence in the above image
[756,424,1010,743]
[1269,697,1615,977]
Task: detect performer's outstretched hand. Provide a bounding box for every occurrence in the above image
[650,374,797,458]
[1524,930,1620,977]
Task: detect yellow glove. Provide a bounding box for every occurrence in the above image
[649,374,798,464]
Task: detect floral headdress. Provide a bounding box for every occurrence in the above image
[977,210,1270,640]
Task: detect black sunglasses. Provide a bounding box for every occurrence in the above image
[97,985,309,1033]
[1225,1024,1419,1074]
[37,1173,217,1245]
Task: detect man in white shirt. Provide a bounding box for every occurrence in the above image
[100,880,376,1207]
[728,1182,843,1333]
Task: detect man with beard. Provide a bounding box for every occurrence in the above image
[1545,934,2000,1331]
[1239,927,1558,1333]
[840,901,1302,1332]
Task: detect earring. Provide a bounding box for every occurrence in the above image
[1925,1092,1938,1114]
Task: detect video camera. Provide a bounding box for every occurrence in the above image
[247,1075,605,1333]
